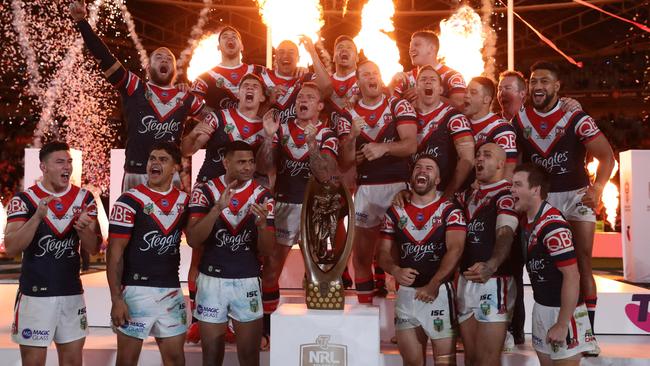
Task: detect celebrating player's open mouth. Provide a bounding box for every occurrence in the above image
[244,91,254,103]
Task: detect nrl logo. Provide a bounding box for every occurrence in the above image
[300,335,347,366]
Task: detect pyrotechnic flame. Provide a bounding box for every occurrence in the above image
[438,5,487,82]
[587,159,619,228]
[255,0,324,67]
[186,33,222,82]
[353,0,402,85]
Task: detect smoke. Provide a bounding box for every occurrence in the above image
[481,0,497,78]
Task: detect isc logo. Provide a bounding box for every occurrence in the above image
[480,294,492,301]
[430,310,445,316]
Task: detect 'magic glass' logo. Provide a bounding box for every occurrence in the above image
[300,335,347,366]
[626,294,650,333]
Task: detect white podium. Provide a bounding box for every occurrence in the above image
[620,150,650,283]
[271,304,380,366]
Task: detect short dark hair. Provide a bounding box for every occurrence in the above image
[224,141,254,158]
[355,59,379,79]
[334,35,356,48]
[416,64,441,82]
[414,153,439,166]
[471,76,496,101]
[530,61,560,81]
[39,141,70,162]
[299,81,323,100]
[498,70,526,91]
[150,141,181,164]
[514,163,550,199]
[219,26,242,42]
[240,73,267,96]
[411,30,440,51]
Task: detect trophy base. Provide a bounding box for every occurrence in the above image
[305,279,345,310]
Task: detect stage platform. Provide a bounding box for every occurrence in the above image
[0,268,649,365]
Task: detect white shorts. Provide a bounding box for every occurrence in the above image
[394,283,456,340]
[117,286,187,340]
[354,182,407,228]
[11,292,88,347]
[122,172,181,193]
[547,188,596,223]
[194,273,262,324]
[531,302,597,360]
[457,275,516,323]
[274,202,302,246]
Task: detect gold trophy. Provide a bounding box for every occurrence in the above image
[300,177,354,310]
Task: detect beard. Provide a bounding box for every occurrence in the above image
[412,180,435,196]
[149,68,174,86]
[531,91,556,110]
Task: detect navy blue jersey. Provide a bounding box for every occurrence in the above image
[114,71,204,173]
[260,69,314,125]
[6,184,97,297]
[512,102,602,192]
[109,184,189,288]
[188,176,275,278]
[341,95,417,185]
[273,119,339,204]
[380,196,466,287]
[521,202,578,307]
[415,102,473,192]
[191,63,264,110]
[457,180,519,275]
[197,108,266,183]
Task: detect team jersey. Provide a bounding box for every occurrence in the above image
[113,71,204,174]
[341,95,417,184]
[196,108,266,183]
[260,69,314,125]
[521,202,578,307]
[512,101,602,192]
[415,102,473,191]
[273,119,339,204]
[393,64,466,99]
[109,184,189,288]
[380,196,466,288]
[6,183,97,297]
[324,72,359,128]
[470,112,518,163]
[191,63,264,110]
[188,176,275,279]
[457,180,518,275]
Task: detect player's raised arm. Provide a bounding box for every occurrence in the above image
[70,0,126,84]
[300,35,333,97]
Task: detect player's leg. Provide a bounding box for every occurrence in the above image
[155,334,186,366]
[199,322,227,366]
[116,332,145,365]
[352,225,378,303]
[52,294,90,366]
[187,247,204,343]
[431,337,457,365]
[552,356,581,366]
[459,316,478,365]
[473,322,508,366]
[232,318,263,366]
[19,346,47,366]
[536,351,554,366]
[396,327,428,366]
[569,220,597,329]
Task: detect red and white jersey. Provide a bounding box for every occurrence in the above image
[380,195,466,287]
[7,183,97,297]
[191,63,264,110]
[470,112,518,163]
[342,95,417,184]
[260,69,314,125]
[512,101,602,192]
[197,108,265,183]
[116,72,204,174]
[521,202,578,307]
[394,63,466,99]
[415,102,473,192]
[273,119,339,203]
[325,71,359,132]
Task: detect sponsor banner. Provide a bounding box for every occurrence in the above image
[270,304,380,366]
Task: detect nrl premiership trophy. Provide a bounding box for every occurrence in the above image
[300,177,354,310]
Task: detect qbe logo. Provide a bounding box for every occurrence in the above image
[300,335,347,366]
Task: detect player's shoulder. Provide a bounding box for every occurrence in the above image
[537,203,570,233]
